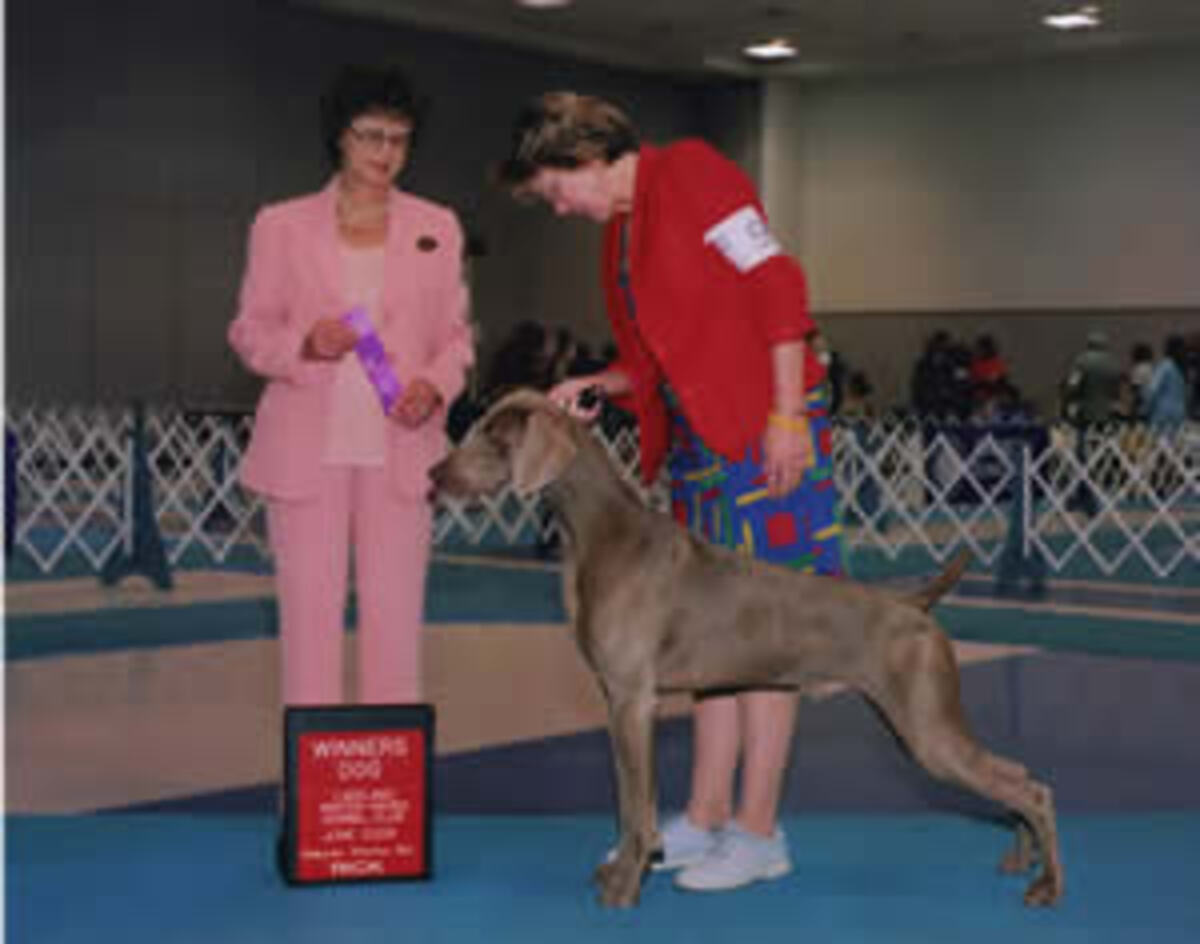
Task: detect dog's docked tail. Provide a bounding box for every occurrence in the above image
[905,549,971,611]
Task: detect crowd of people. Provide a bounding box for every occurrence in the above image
[904,329,1197,427]
[907,332,1030,423]
[456,325,1198,434]
[1060,331,1195,428]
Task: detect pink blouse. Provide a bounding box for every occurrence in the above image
[324,244,388,465]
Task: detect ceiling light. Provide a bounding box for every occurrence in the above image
[1043,5,1102,31]
[514,0,574,8]
[743,38,798,61]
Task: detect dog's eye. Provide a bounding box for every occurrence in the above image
[484,430,511,456]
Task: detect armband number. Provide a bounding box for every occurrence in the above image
[703,206,782,273]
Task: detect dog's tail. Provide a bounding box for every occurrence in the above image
[905,548,971,611]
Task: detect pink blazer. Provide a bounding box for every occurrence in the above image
[229,180,474,500]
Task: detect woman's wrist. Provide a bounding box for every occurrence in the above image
[769,411,811,434]
[596,369,632,398]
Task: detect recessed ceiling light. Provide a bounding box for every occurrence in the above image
[1043,5,1102,31]
[515,0,574,8]
[743,38,798,61]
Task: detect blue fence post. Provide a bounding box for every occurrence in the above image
[995,441,1046,598]
[101,402,173,590]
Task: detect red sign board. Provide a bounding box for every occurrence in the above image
[280,705,433,885]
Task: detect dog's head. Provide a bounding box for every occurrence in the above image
[429,389,580,500]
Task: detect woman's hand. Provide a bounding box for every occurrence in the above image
[390,378,443,428]
[548,375,607,420]
[763,415,814,498]
[303,317,358,361]
[765,339,814,497]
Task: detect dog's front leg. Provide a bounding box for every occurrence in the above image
[593,690,657,908]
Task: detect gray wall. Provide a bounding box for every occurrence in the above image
[6,0,740,407]
[761,50,1200,413]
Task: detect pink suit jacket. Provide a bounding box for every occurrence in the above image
[229,180,474,500]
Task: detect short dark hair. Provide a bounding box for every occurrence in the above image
[496,92,640,191]
[975,334,998,358]
[320,64,424,168]
[1165,334,1187,366]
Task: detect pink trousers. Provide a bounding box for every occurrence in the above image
[267,465,432,706]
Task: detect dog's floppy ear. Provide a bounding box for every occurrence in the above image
[510,408,577,496]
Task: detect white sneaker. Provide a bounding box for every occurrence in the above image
[673,822,792,892]
[603,814,726,872]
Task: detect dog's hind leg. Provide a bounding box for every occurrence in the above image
[867,629,1064,906]
[999,819,1037,875]
[592,685,658,908]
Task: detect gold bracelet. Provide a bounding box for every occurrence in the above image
[768,411,810,433]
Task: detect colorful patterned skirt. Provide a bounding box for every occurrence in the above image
[666,387,843,576]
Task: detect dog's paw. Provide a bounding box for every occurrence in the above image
[1023,871,1063,907]
[593,860,643,908]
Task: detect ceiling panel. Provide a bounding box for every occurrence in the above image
[297,0,1200,77]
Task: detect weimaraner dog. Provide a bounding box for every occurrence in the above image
[429,389,1063,909]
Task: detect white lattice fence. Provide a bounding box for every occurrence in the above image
[9,405,130,572]
[1027,424,1200,577]
[6,405,1198,579]
[145,409,269,565]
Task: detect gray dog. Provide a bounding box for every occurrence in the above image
[430,389,1063,909]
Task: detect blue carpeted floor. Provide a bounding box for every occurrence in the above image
[116,651,1200,819]
[7,547,1200,941]
[8,557,1200,662]
[8,813,1199,943]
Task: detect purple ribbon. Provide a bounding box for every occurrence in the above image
[341,306,403,413]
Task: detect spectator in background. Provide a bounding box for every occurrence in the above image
[1185,332,1200,420]
[567,340,608,378]
[911,332,973,420]
[484,320,550,394]
[813,335,846,415]
[1145,334,1189,431]
[543,326,578,390]
[969,334,1008,404]
[1061,331,1121,515]
[1062,331,1122,426]
[839,370,875,421]
[1126,342,1155,420]
[911,331,956,418]
[986,379,1034,424]
[946,339,976,420]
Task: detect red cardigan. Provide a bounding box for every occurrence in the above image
[604,140,826,482]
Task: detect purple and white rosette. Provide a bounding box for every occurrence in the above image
[340,306,403,413]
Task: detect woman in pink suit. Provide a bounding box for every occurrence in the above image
[229,65,473,706]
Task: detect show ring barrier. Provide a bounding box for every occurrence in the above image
[6,405,1198,583]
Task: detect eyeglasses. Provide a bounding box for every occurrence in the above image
[347,124,413,151]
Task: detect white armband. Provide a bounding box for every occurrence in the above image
[703,206,782,273]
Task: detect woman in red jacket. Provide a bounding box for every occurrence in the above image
[498,93,843,892]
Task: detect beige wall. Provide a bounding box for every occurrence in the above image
[762,49,1200,413]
